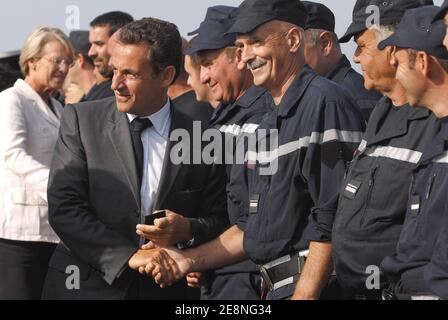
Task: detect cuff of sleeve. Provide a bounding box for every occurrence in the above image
[177,238,196,249]
[303,211,334,243]
[187,218,203,247]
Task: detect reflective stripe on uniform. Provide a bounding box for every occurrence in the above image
[247,130,363,164]
[364,145,422,164]
[433,151,448,164]
[219,123,259,136]
[357,139,367,153]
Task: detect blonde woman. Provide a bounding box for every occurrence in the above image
[0,27,74,299]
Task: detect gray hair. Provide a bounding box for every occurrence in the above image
[368,24,397,42]
[19,26,74,76]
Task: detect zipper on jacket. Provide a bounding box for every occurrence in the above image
[361,166,379,226]
[425,173,437,200]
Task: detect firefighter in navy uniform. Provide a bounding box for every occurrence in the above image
[184,5,272,300]
[423,0,448,300]
[374,5,448,300]
[302,1,382,122]
[332,0,438,300]
[227,0,365,300]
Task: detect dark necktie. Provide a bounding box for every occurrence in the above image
[129,118,153,188]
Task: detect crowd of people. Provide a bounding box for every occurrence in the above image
[0,0,448,301]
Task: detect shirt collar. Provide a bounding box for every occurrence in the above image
[126,98,171,139]
[325,55,351,82]
[234,85,268,109]
[277,65,318,118]
[209,86,269,126]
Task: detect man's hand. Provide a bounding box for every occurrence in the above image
[128,248,179,288]
[140,243,192,287]
[64,83,84,104]
[186,272,207,288]
[136,210,192,247]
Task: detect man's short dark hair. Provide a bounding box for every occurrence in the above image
[90,11,134,36]
[118,17,183,84]
[76,52,94,67]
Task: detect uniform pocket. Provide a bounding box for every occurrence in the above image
[334,163,379,230]
[360,166,379,226]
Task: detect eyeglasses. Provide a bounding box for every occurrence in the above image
[41,57,75,68]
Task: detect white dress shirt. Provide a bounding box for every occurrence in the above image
[127,99,171,216]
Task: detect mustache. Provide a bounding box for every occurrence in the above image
[247,58,267,70]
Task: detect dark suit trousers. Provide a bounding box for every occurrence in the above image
[0,238,56,300]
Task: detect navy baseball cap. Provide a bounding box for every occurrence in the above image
[340,0,434,43]
[69,30,90,55]
[378,6,448,59]
[187,5,238,36]
[226,0,308,35]
[186,6,238,55]
[303,1,335,33]
[433,0,448,21]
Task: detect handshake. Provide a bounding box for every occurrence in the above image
[126,210,201,288]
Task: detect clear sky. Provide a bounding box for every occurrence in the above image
[0,0,444,71]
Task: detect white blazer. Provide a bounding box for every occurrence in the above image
[0,79,63,243]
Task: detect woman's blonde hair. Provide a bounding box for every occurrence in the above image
[19,26,74,76]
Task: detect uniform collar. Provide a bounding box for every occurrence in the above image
[277,65,318,118]
[209,85,268,126]
[325,55,352,82]
[408,105,432,120]
[126,98,171,139]
[420,117,448,164]
[365,99,433,147]
[209,102,228,126]
[234,85,267,109]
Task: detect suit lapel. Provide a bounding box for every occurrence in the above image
[107,107,140,209]
[15,79,61,128]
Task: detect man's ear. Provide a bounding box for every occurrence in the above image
[287,27,303,53]
[160,65,177,87]
[386,45,398,67]
[418,51,430,77]
[319,31,333,56]
[234,47,247,71]
[77,53,86,68]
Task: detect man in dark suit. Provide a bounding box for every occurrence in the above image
[42,17,228,300]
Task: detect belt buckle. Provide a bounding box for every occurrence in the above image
[381,288,396,301]
[259,265,275,292]
[259,250,309,292]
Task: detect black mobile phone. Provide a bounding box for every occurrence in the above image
[145,210,166,226]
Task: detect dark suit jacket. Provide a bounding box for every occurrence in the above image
[43,96,228,300]
[82,80,114,102]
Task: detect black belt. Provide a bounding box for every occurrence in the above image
[382,282,442,300]
[259,250,309,292]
